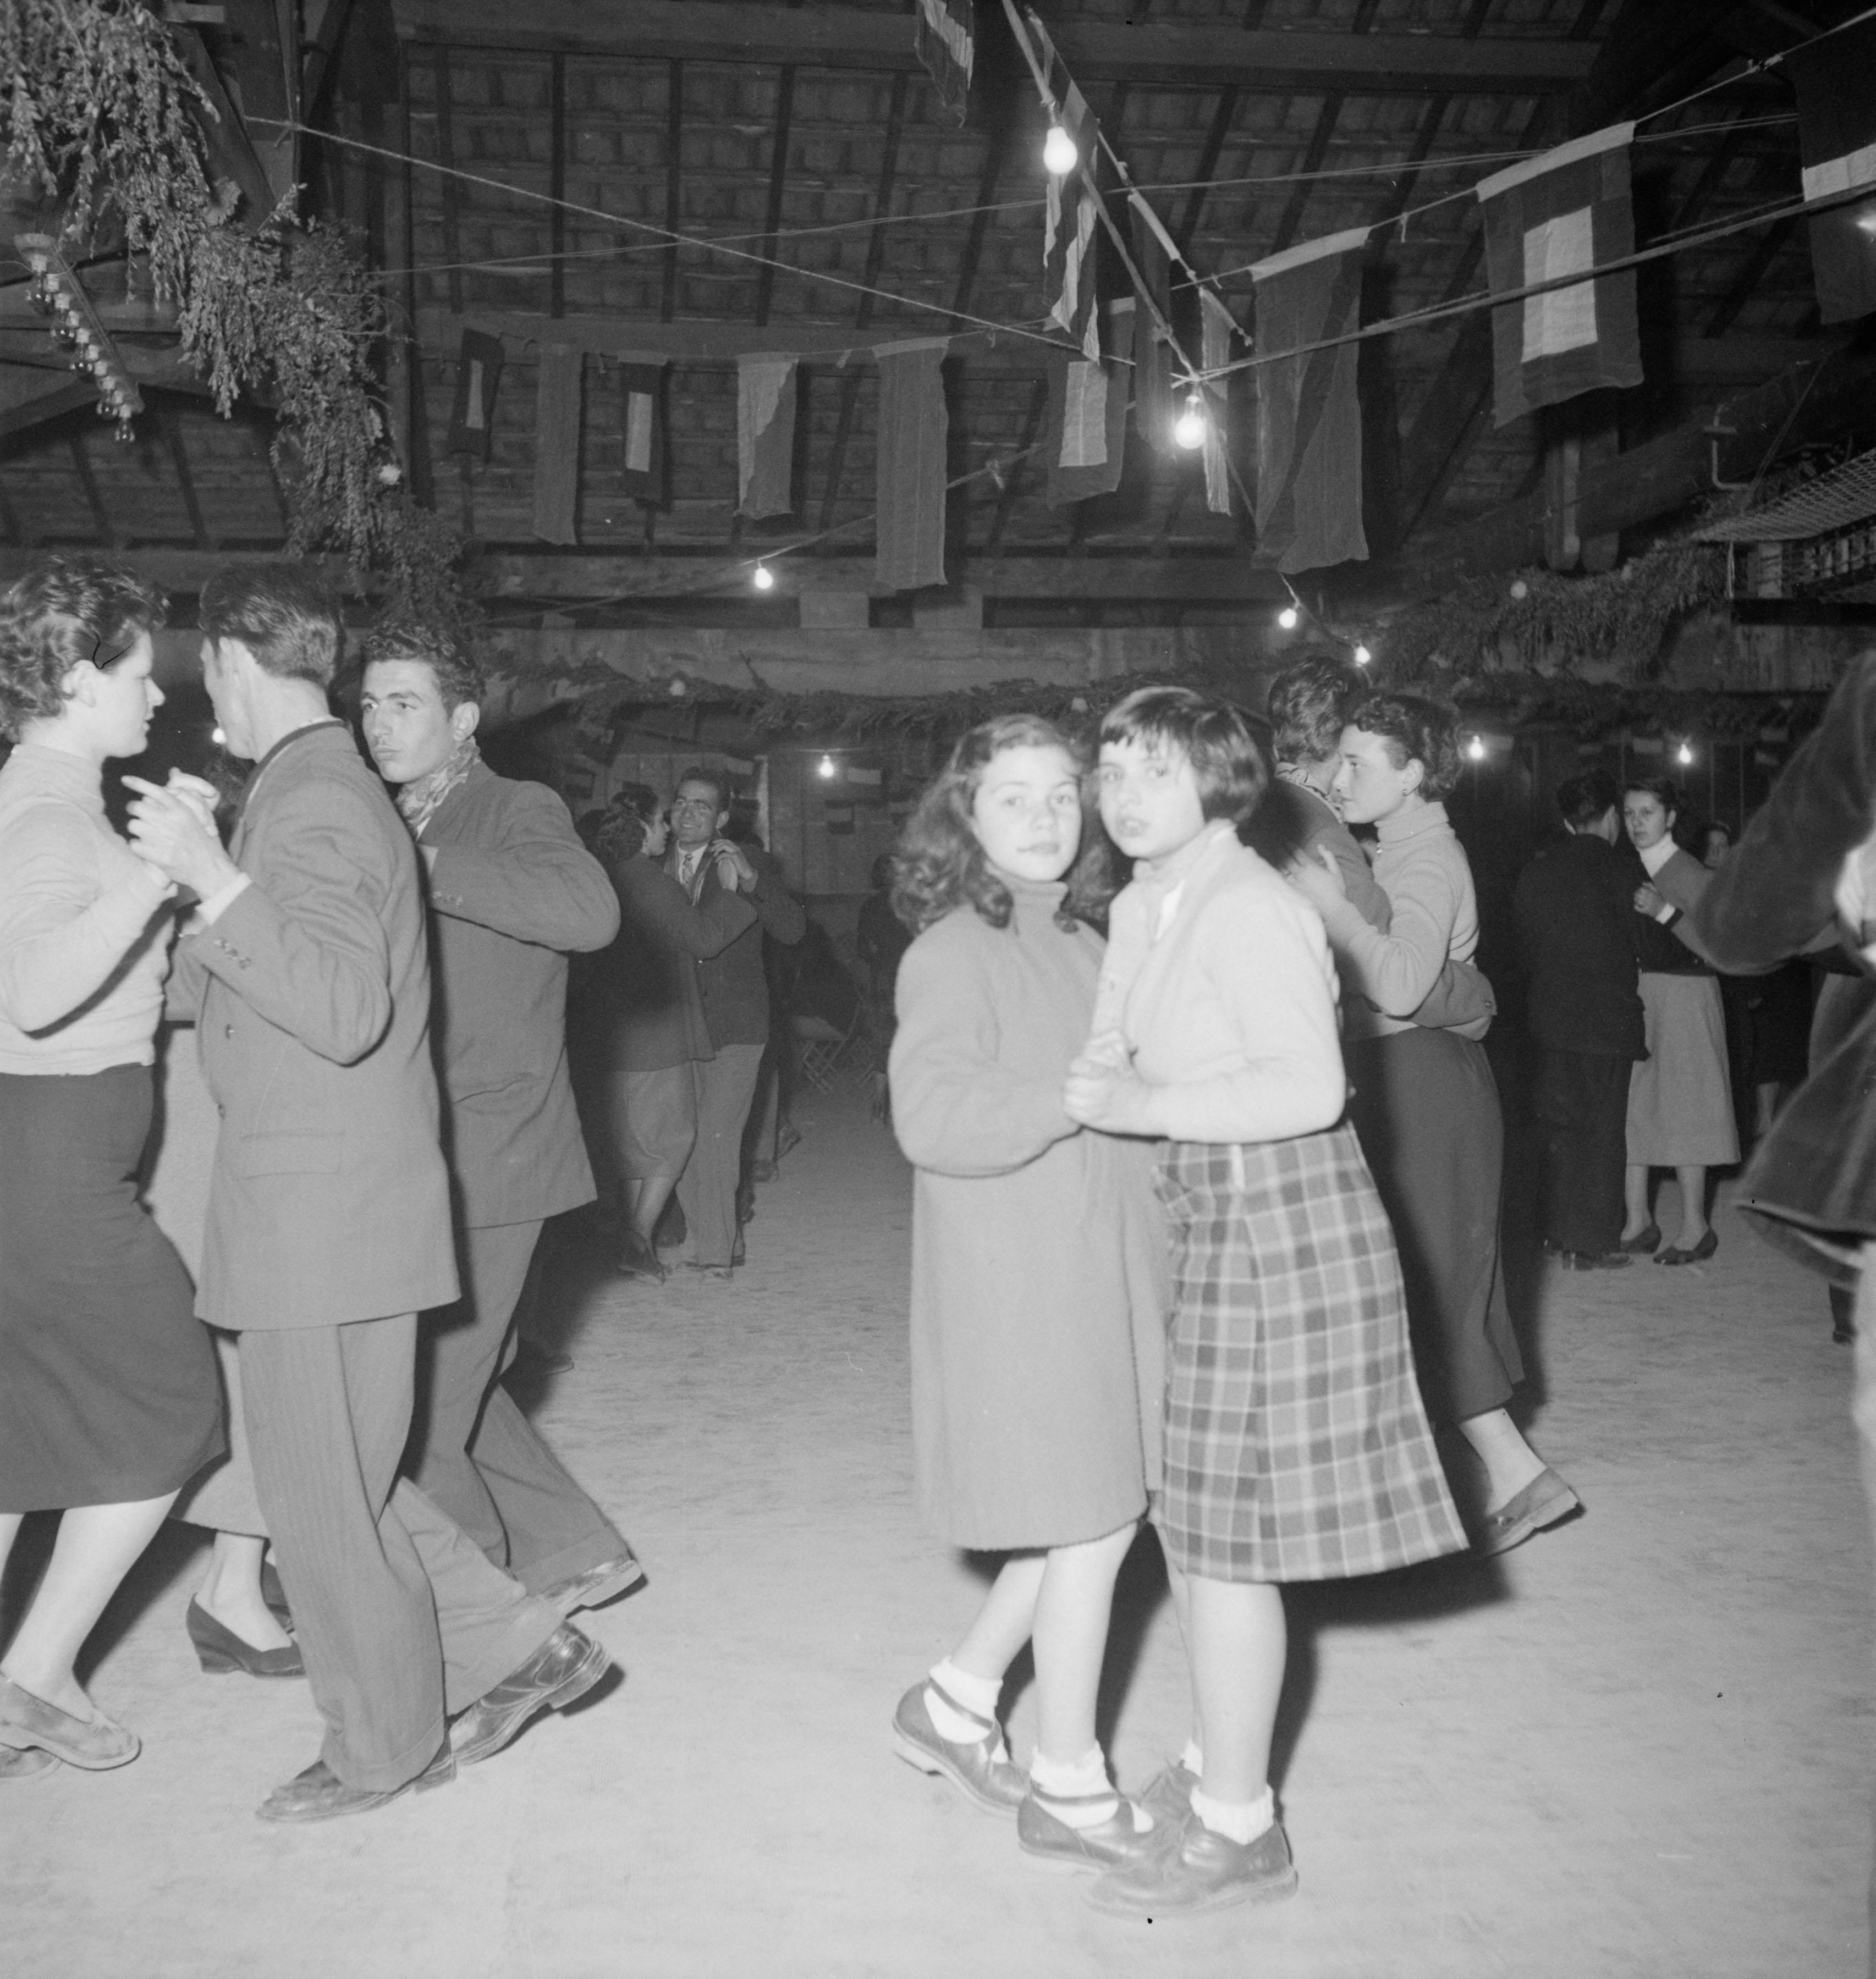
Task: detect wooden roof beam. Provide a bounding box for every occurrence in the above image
[393,1,1601,92]
[752,67,796,330]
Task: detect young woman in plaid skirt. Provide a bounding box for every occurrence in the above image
[1066,687,1466,1919]
[886,716,1173,1874]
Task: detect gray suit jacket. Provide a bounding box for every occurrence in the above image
[171,721,458,1330]
[421,760,619,1227]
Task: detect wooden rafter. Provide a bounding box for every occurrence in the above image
[428,45,465,316]
[1267,95,1346,262]
[0,472,24,547]
[947,123,1011,333]
[752,68,797,330]
[1176,85,1240,255]
[984,379,1049,556]
[1705,216,1799,339]
[548,53,566,321]
[662,60,684,324]
[158,405,214,553]
[65,433,115,548]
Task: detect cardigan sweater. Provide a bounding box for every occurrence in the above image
[1091,820,1347,1145]
[0,742,174,1073]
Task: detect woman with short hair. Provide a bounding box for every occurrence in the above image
[1619,776,1739,1260]
[0,558,223,1777]
[1290,692,1577,1558]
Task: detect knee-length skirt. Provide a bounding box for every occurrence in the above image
[1627,973,1740,1168]
[1153,1123,1465,1584]
[0,1064,223,1511]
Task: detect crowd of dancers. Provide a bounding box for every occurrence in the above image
[3,547,1864,1925]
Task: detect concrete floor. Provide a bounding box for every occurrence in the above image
[3,1087,1870,1978]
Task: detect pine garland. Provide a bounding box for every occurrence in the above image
[1,0,467,624]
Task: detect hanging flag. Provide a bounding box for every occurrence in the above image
[874,339,949,591]
[738,355,797,519]
[1475,123,1642,426]
[1198,288,1236,519]
[1129,195,1179,460]
[1785,15,1876,326]
[1027,12,1101,361]
[1044,304,1129,508]
[448,328,503,462]
[915,0,974,126]
[618,358,668,506]
[532,344,582,545]
[1249,229,1367,572]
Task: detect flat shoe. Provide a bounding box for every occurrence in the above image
[0,1674,137,1770]
[890,1681,1027,1815]
[542,1550,646,1617]
[256,1745,453,1823]
[1475,1466,1581,1558]
[1017,1790,1170,1872]
[1088,1813,1298,1917]
[186,1599,305,1678]
[1559,1249,1632,1270]
[1621,1223,1662,1254]
[1656,1230,1718,1266]
[1136,1758,1199,1827]
[0,1744,58,1782]
[450,1624,610,1767]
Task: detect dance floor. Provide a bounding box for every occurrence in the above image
[3,1086,1869,1978]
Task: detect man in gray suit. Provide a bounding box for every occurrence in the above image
[358,626,640,1611]
[126,567,609,1823]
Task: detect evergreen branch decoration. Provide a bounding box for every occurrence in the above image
[1,0,467,625]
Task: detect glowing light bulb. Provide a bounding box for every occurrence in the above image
[1173,393,1206,450]
[1277,607,1299,631]
[1042,124,1079,175]
[211,726,226,746]
[1354,644,1372,666]
[1467,734,1487,762]
[817,753,837,780]
[752,562,775,591]
[1676,741,1694,766]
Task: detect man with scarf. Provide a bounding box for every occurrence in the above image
[360,628,641,1618]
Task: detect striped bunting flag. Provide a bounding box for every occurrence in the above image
[1475,124,1642,426]
[1129,196,1180,459]
[1028,13,1101,361]
[1198,288,1235,518]
[874,339,949,592]
[1045,301,1130,507]
[1785,15,1876,325]
[915,0,974,126]
[532,344,582,545]
[619,359,668,506]
[1249,229,1367,572]
[447,328,503,462]
[737,354,797,519]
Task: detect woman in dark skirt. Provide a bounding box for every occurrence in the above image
[1067,688,1464,1919]
[0,559,223,1779]
[1290,693,1578,1557]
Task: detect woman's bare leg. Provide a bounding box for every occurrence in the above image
[1621,1163,1653,1242]
[1187,1578,1286,1804]
[1673,1164,1709,1249]
[194,1530,291,1652]
[1030,1523,1137,1765]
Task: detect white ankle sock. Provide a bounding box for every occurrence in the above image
[925,1661,1003,1748]
[1190,1784,1275,1845]
[1030,1745,1140,1831]
[1179,1738,1204,1777]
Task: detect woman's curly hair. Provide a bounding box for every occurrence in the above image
[0,556,167,742]
[1343,690,1463,801]
[891,714,1111,937]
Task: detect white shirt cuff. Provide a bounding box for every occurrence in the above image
[196,872,252,926]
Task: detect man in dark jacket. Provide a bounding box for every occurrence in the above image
[1512,772,1645,1268]
[361,629,641,1616]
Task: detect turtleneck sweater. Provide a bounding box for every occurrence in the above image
[0,742,175,1073]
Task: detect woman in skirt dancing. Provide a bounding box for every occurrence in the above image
[1066,686,1465,1917]
[888,715,1170,1872]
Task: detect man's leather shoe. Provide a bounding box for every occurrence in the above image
[450,1624,610,1767]
[543,1550,645,1616]
[256,1744,454,1823]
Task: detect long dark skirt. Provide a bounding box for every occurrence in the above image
[1345,1028,1523,1424]
[0,1064,222,1511]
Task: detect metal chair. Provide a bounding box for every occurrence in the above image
[792,1005,868,1092]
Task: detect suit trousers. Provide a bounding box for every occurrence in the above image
[1532,1048,1632,1256]
[240,1314,563,1791]
[409,1217,627,1595]
[676,1043,764,1267]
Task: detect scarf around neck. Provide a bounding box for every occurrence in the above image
[397,734,480,840]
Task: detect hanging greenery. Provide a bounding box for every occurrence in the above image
[0,0,468,624]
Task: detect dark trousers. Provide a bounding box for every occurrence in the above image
[676,1043,764,1267]
[1531,1047,1632,1255]
[409,1217,626,1596]
[240,1315,563,1791]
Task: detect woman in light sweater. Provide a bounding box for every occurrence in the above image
[1067,687,1463,1919]
[0,559,222,1778]
[1289,693,1578,1558]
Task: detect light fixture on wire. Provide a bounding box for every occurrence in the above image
[817,753,838,780]
[1353,644,1372,667]
[1466,734,1487,763]
[1173,392,1206,451]
[1042,124,1079,175]
[1676,740,1695,767]
[1277,606,1299,631]
[752,562,775,592]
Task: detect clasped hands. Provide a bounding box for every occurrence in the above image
[123,771,239,902]
[709,836,757,892]
[1063,1028,1150,1133]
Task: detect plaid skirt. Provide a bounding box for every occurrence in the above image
[1154,1123,1466,1584]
